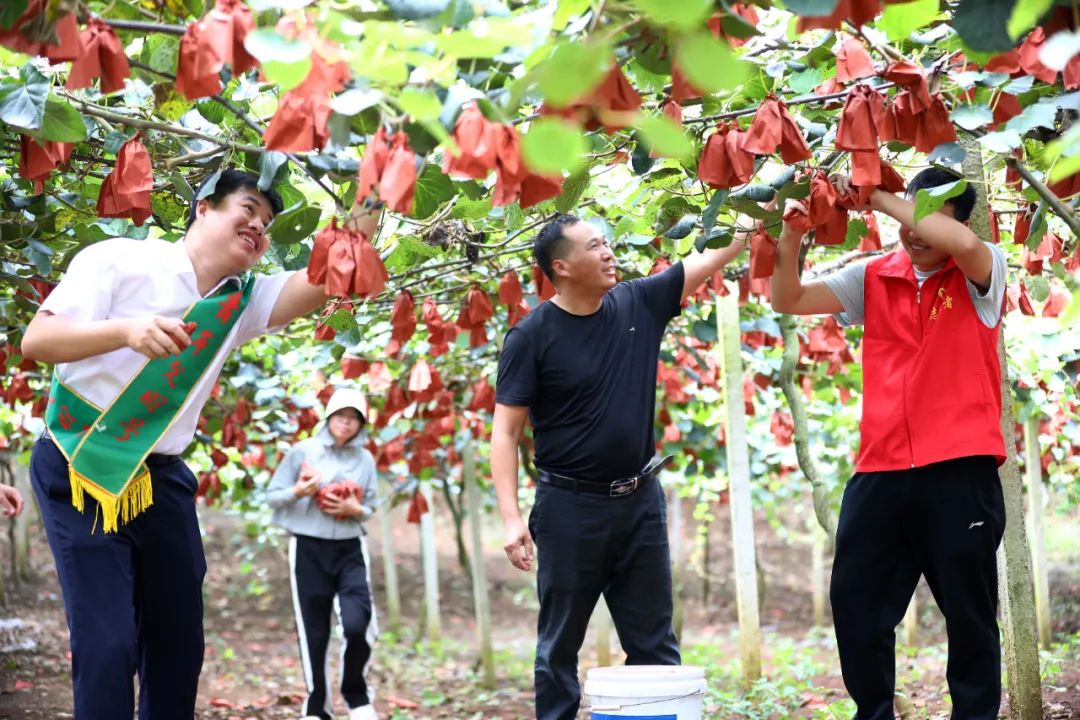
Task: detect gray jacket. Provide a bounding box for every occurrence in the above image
[266,424,377,540]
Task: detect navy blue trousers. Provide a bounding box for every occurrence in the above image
[30,437,206,720]
[530,479,680,720]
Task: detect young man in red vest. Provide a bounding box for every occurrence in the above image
[772,168,1008,720]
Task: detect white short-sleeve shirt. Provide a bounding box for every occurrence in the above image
[41,238,293,454]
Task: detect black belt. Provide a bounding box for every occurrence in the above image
[537,454,674,497]
[40,428,181,467]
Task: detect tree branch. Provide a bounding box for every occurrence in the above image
[1003,156,1080,239]
[58,92,266,154]
[90,17,187,35]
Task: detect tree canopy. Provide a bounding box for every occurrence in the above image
[1,0,1079,520]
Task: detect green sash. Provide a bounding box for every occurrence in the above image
[45,275,254,532]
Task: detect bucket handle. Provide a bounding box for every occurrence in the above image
[588,688,705,712]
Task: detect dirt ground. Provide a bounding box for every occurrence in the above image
[1,496,1079,720]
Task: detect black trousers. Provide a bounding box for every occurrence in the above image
[530,479,680,720]
[289,534,376,720]
[30,436,206,720]
[831,456,1006,720]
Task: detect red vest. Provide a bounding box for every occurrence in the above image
[856,250,1006,472]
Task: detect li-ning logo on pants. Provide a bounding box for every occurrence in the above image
[968,521,985,530]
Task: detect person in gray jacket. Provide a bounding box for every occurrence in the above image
[267,388,379,720]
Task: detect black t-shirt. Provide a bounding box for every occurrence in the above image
[495,263,685,482]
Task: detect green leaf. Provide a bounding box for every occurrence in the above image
[783,0,840,15]
[258,151,288,191]
[142,35,179,75]
[788,67,823,94]
[243,30,312,92]
[0,65,49,130]
[1026,275,1050,304]
[412,164,456,220]
[196,98,226,124]
[1048,146,1080,183]
[702,190,730,234]
[195,170,223,201]
[171,171,195,203]
[1007,0,1054,39]
[385,0,451,20]
[636,115,693,160]
[553,0,590,30]
[35,96,87,142]
[633,0,711,31]
[325,307,359,332]
[268,203,321,245]
[556,168,591,213]
[1004,102,1057,134]
[952,0,1020,53]
[0,0,30,29]
[675,32,749,94]
[950,104,993,131]
[521,119,587,175]
[692,319,718,343]
[331,88,382,116]
[913,179,967,223]
[397,88,442,122]
[1040,30,1080,71]
[537,42,612,108]
[978,129,1022,153]
[880,0,940,42]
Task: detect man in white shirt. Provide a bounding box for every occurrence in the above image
[20,169,381,720]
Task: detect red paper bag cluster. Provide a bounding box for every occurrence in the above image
[859,210,882,251]
[498,270,531,327]
[883,62,957,153]
[741,96,812,164]
[796,0,882,32]
[406,490,429,524]
[0,2,82,61]
[698,122,755,189]
[542,64,642,132]
[66,18,130,93]
[748,224,777,279]
[264,50,350,153]
[492,124,564,208]
[341,355,368,379]
[456,286,494,347]
[354,127,418,214]
[315,480,364,519]
[307,218,387,298]
[533,265,556,301]
[443,104,563,208]
[444,104,499,178]
[783,170,849,246]
[175,0,258,100]
[422,298,458,356]
[19,135,72,194]
[388,290,417,357]
[97,134,152,226]
[835,36,876,82]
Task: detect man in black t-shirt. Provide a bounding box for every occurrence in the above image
[492,214,744,720]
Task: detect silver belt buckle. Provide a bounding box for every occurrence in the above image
[609,477,638,497]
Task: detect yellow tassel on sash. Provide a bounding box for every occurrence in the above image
[68,467,153,533]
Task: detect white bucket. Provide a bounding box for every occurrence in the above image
[584,665,707,719]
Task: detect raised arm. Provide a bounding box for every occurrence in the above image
[680,237,746,303]
[770,200,846,316]
[491,402,533,571]
[869,189,991,288]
